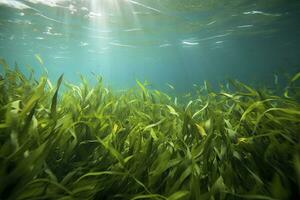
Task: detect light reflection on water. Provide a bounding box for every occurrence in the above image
[0,0,299,92]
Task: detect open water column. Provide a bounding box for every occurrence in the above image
[0,1,300,200]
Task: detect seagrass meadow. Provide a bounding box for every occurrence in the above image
[0,59,300,200]
[1,1,300,199]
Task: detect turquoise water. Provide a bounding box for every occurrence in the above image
[0,0,300,92]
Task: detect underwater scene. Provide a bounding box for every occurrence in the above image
[0,0,300,199]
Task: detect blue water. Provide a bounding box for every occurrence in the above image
[0,0,300,92]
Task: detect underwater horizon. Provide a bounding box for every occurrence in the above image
[0,0,300,200]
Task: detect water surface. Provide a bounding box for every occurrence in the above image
[0,0,300,92]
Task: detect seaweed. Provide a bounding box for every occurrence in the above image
[0,60,299,200]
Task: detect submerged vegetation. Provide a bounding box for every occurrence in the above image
[0,59,300,200]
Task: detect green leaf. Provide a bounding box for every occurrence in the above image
[166,105,179,116]
[291,71,300,82]
[168,190,189,200]
[51,74,64,116]
[35,54,44,65]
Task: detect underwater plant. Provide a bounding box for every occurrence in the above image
[0,59,299,200]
